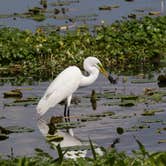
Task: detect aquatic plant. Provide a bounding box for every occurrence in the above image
[0,138,165,166]
[0,16,166,81]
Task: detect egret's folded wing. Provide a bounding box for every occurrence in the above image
[37,66,82,116]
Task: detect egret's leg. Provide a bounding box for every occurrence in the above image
[64,102,69,122]
[64,95,72,122]
[64,101,68,117]
[67,107,70,118]
[67,95,72,121]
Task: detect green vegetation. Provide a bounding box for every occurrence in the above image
[0,13,166,165]
[0,125,34,141]
[0,139,165,166]
[0,16,166,81]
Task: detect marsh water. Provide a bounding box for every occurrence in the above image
[0,0,165,31]
[0,0,166,158]
[0,73,166,157]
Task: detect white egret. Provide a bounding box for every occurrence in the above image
[36,56,109,117]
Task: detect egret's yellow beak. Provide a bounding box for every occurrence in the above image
[97,63,109,78]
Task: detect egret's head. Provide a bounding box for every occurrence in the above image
[84,57,108,76]
[84,56,116,84]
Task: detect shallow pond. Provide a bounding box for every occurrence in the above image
[0,0,165,31]
[0,0,166,159]
[0,73,166,157]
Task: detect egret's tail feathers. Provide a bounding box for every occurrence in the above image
[36,97,49,116]
[37,90,66,116]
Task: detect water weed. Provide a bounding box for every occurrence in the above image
[0,139,165,166]
[0,16,166,82]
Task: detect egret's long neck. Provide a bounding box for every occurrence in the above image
[80,67,99,87]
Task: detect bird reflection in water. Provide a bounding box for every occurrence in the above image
[37,116,103,159]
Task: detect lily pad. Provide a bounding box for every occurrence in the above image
[158,140,166,144]
[4,97,38,107]
[14,97,38,103]
[0,125,34,140]
[46,134,64,142]
[149,11,160,15]
[141,110,155,116]
[0,134,9,141]
[101,92,119,99]
[23,7,46,21]
[5,126,34,133]
[50,116,63,124]
[121,95,138,101]
[0,126,11,134]
[119,100,135,106]
[50,0,79,6]
[55,122,84,129]
[31,14,46,21]
[131,79,157,84]
[28,7,43,15]
[156,127,166,134]
[142,120,162,123]
[99,5,120,11]
[4,101,38,107]
[126,124,150,132]
[128,13,136,19]
[116,127,124,135]
[3,89,23,98]
[102,111,115,117]
[80,116,101,122]
[149,93,162,102]
[99,6,112,10]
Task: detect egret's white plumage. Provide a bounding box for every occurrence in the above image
[37,57,107,116]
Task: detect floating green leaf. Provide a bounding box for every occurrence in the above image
[116,127,124,135]
[5,126,34,133]
[141,110,156,116]
[3,89,22,98]
[158,140,166,144]
[119,100,135,106]
[131,79,157,84]
[0,134,9,141]
[46,134,64,142]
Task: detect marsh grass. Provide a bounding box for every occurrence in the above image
[0,138,165,166]
[0,16,166,82]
